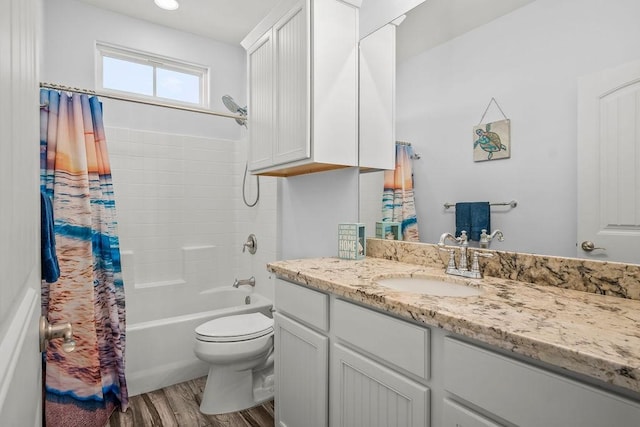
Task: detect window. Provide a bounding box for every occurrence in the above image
[96,42,209,107]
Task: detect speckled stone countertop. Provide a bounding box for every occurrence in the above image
[267,256,640,395]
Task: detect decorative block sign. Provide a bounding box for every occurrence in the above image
[338,223,366,260]
[376,221,401,240]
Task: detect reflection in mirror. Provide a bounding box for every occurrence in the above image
[359,0,640,265]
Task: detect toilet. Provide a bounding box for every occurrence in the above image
[193,312,275,415]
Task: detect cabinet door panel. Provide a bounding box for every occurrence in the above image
[273,0,309,166]
[275,313,328,427]
[248,30,274,170]
[331,343,429,427]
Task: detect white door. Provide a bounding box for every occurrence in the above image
[577,59,640,264]
[0,0,43,425]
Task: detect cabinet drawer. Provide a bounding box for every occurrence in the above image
[443,398,502,427]
[444,337,640,427]
[334,299,429,379]
[275,279,329,332]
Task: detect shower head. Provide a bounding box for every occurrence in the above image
[222,95,247,127]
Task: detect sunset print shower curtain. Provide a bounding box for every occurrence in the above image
[382,143,420,241]
[40,89,128,426]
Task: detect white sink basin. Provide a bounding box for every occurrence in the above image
[376,277,483,297]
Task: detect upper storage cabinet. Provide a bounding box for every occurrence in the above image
[242,0,361,177]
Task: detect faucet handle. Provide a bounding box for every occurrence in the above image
[469,251,494,278]
[438,247,458,272]
[459,231,468,245]
[479,229,504,248]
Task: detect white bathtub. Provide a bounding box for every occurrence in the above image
[125,287,273,396]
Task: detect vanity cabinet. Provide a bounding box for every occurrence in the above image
[241,0,360,177]
[274,276,640,427]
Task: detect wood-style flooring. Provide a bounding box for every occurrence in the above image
[107,377,274,427]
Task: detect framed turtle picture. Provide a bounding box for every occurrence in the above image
[473,118,510,162]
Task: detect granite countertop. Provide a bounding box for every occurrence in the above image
[268,256,640,395]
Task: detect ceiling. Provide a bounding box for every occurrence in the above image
[75,0,279,45]
[75,0,535,58]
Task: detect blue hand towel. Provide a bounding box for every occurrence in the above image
[456,202,490,241]
[41,192,60,283]
[455,203,471,239]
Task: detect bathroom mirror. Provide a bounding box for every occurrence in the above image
[358,0,640,265]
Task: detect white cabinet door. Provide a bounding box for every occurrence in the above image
[272,0,309,166]
[577,59,640,263]
[331,344,430,427]
[248,30,274,171]
[274,312,328,427]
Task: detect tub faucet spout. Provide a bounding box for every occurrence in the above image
[233,276,256,288]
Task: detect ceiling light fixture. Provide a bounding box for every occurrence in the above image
[154,0,179,11]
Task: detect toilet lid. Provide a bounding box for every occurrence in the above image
[196,312,274,342]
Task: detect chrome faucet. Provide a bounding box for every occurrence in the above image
[438,230,492,279]
[233,276,256,288]
[479,229,504,249]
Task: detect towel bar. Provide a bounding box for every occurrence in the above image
[443,200,517,209]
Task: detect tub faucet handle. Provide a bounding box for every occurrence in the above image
[242,234,257,254]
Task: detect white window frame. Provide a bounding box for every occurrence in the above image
[96,42,210,108]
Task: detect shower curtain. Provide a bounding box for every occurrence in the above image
[40,89,128,426]
[382,143,420,241]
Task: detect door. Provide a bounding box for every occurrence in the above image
[0,0,42,425]
[577,59,640,263]
[274,312,328,427]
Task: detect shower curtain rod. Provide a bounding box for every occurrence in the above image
[39,82,247,122]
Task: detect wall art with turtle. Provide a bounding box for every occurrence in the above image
[473,118,510,161]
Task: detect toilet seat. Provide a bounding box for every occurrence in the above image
[196,312,273,343]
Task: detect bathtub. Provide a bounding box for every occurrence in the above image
[125,287,273,396]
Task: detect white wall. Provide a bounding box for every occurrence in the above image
[42,0,279,392]
[280,168,360,260]
[391,0,640,257]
